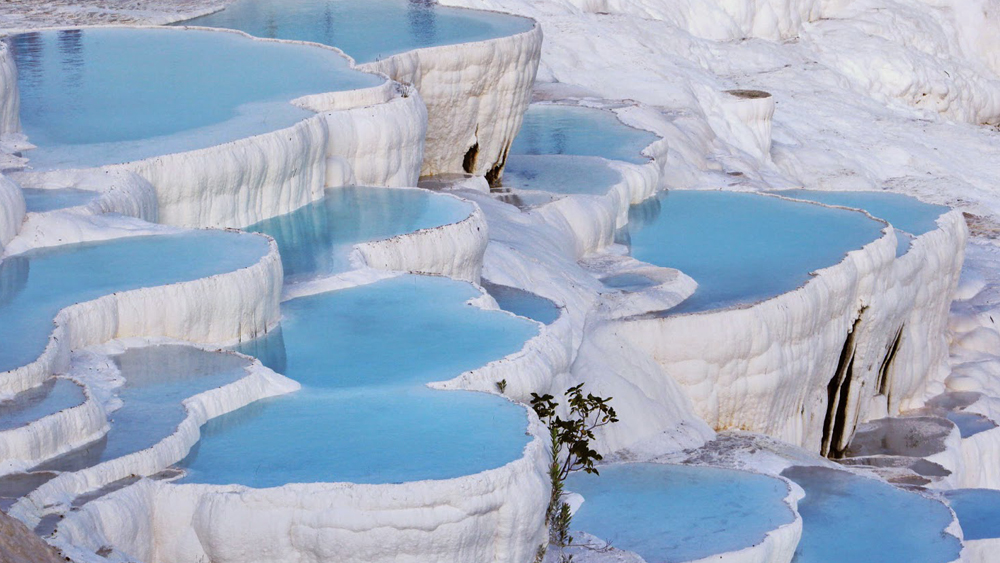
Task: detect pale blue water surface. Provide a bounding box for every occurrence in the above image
[178,275,537,487]
[621,191,885,314]
[181,0,533,63]
[566,463,794,562]
[0,231,270,374]
[35,346,249,472]
[482,281,560,325]
[244,187,471,282]
[0,379,85,431]
[944,489,1000,541]
[21,188,98,212]
[783,466,962,563]
[510,105,657,164]
[502,155,622,196]
[776,190,949,256]
[12,27,380,170]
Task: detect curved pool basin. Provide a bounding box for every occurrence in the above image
[566,463,795,562]
[0,231,270,374]
[944,489,1000,541]
[0,378,85,431]
[177,275,537,487]
[35,345,250,473]
[13,27,381,170]
[501,155,622,196]
[621,191,885,315]
[244,186,472,282]
[775,190,949,256]
[21,188,98,213]
[180,0,534,64]
[783,466,961,563]
[482,281,561,325]
[509,104,657,164]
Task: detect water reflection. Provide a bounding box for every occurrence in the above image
[0,256,29,308]
[57,29,84,92]
[407,0,437,45]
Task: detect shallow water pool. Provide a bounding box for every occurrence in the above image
[510,105,657,165]
[0,231,270,374]
[482,281,560,325]
[178,275,537,486]
[783,466,961,563]
[501,155,622,197]
[13,27,380,170]
[622,191,885,314]
[0,379,85,431]
[775,190,949,256]
[944,489,1000,540]
[21,188,98,213]
[181,0,533,64]
[35,346,249,472]
[244,186,471,282]
[566,463,794,562]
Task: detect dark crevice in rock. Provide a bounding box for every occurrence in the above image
[822,311,865,458]
[485,143,510,187]
[462,142,479,174]
[877,325,903,400]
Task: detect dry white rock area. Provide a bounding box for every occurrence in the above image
[1,0,1000,562]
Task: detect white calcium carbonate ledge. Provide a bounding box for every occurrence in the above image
[612,203,967,454]
[0,379,106,476]
[354,192,489,283]
[360,23,542,178]
[0,235,283,398]
[9,341,299,531]
[0,173,24,254]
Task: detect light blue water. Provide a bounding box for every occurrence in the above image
[947,411,997,438]
[180,0,534,64]
[566,463,794,563]
[0,379,85,431]
[0,231,270,374]
[944,489,1000,541]
[783,466,962,563]
[601,272,658,292]
[482,281,560,325]
[510,105,658,165]
[178,275,537,487]
[13,28,381,170]
[502,155,622,196]
[776,190,949,257]
[245,187,471,282]
[21,188,98,213]
[35,346,249,472]
[622,191,885,315]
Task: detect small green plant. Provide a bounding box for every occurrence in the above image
[531,383,618,557]
[496,379,508,394]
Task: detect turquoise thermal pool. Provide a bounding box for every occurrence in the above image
[510,104,657,164]
[621,191,885,315]
[244,186,472,282]
[12,27,381,170]
[177,275,537,487]
[482,281,561,325]
[501,155,623,196]
[944,489,1000,541]
[783,466,962,563]
[565,463,795,562]
[36,346,250,472]
[776,190,949,256]
[20,188,98,213]
[0,379,85,431]
[0,231,270,374]
[180,0,534,64]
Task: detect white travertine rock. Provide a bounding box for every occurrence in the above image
[612,207,967,453]
[0,236,282,398]
[354,192,489,283]
[0,39,20,136]
[10,342,299,530]
[360,23,542,179]
[0,379,107,476]
[0,172,24,254]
